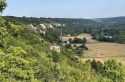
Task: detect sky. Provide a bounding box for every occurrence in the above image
[3,0,125,18]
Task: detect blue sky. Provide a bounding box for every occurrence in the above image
[3,0,125,18]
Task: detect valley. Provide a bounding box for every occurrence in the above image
[1,0,125,81]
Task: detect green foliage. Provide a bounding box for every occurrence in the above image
[72,37,86,44]
[8,22,23,37]
[0,16,5,26]
[52,51,60,63]
[104,59,125,82]
[74,48,84,56]
[92,28,125,43]
[42,29,60,43]
[0,0,7,13]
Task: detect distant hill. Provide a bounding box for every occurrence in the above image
[3,16,125,35]
[93,16,125,25]
[3,16,100,35]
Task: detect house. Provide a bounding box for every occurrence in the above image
[50,45,61,52]
[71,43,83,48]
[104,35,113,39]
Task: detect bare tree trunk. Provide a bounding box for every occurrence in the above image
[0,12,2,16]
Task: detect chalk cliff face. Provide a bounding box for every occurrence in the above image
[29,22,66,36]
[29,23,53,35]
[40,24,46,29]
[30,24,37,30]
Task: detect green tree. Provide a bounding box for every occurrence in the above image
[82,37,87,43]
[104,59,125,82]
[52,51,60,63]
[0,0,7,14]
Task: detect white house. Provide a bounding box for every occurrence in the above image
[50,45,61,52]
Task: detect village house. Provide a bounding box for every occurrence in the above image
[104,35,113,39]
[50,44,61,52]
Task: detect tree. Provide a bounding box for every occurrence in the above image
[68,38,72,43]
[0,0,7,14]
[52,51,60,63]
[91,59,104,73]
[83,38,87,43]
[104,59,125,82]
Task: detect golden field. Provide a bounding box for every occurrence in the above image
[63,33,125,64]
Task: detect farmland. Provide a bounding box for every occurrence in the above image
[80,34,125,64]
[62,33,125,64]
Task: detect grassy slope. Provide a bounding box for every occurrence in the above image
[0,17,125,82]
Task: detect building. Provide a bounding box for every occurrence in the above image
[50,45,61,52]
[104,35,113,39]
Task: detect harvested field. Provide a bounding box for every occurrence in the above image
[63,33,125,64]
[76,34,125,65]
[84,42,125,64]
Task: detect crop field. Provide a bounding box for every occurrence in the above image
[62,33,125,64]
[84,42,125,64]
[80,34,125,65]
